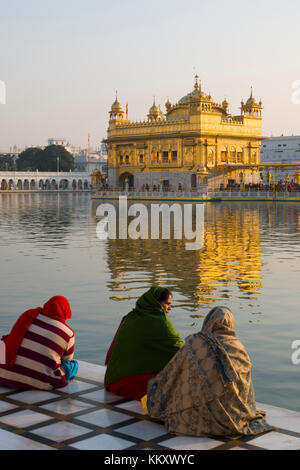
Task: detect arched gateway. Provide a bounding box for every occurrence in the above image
[119,172,134,189]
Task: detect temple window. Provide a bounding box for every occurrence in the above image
[163,151,168,163]
[221,151,227,162]
[172,151,177,162]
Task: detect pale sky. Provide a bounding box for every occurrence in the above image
[1,0,300,151]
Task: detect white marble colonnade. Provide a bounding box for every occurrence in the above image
[0,171,91,190]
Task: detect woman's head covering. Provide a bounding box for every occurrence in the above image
[41,296,72,322]
[199,306,240,388]
[201,306,235,336]
[2,296,72,367]
[134,285,168,316]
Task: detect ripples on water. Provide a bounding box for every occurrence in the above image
[0,193,300,411]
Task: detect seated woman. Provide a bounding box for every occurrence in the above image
[0,295,78,390]
[146,306,273,437]
[105,285,183,400]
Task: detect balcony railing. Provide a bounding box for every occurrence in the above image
[92,188,300,200]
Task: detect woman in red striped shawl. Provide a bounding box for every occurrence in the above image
[0,295,78,390]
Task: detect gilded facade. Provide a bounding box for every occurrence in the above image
[106,76,263,190]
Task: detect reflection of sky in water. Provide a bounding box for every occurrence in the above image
[0,193,300,411]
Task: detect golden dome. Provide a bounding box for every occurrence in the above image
[109,92,124,119]
[149,102,159,115]
[111,97,123,113]
[165,97,172,109]
[245,87,257,106]
[148,99,161,120]
[178,76,209,104]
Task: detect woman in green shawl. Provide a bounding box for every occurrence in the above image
[104,286,183,400]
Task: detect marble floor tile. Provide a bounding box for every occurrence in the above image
[0,428,54,450]
[159,435,222,450]
[83,388,122,403]
[0,401,18,413]
[0,365,299,450]
[256,402,300,418]
[267,417,300,434]
[31,420,91,442]
[71,433,134,450]
[0,409,52,427]
[0,386,13,393]
[77,361,106,383]
[115,400,145,415]
[256,402,300,434]
[117,420,167,441]
[11,390,58,404]
[39,398,95,415]
[78,408,133,427]
[249,431,300,450]
[60,380,98,394]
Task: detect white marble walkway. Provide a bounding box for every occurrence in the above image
[0,361,299,450]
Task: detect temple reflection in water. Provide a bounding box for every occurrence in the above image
[92,200,262,311]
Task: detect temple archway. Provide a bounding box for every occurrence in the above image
[59,179,69,190]
[119,172,134,189]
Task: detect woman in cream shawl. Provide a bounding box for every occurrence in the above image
[146,306,273,437]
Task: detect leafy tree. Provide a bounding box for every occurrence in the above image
[40,145,74,172]
[16,145,74,172]
[17,148,43,171]
[0,154,16,170]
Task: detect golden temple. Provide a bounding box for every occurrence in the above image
[105,76,263,190]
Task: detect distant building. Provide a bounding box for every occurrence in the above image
[48,138,67,147]
[261,135,300,182]
[74,153,108,173]
[47,138,72,154]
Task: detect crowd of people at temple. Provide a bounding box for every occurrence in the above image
[220,180,300,192]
